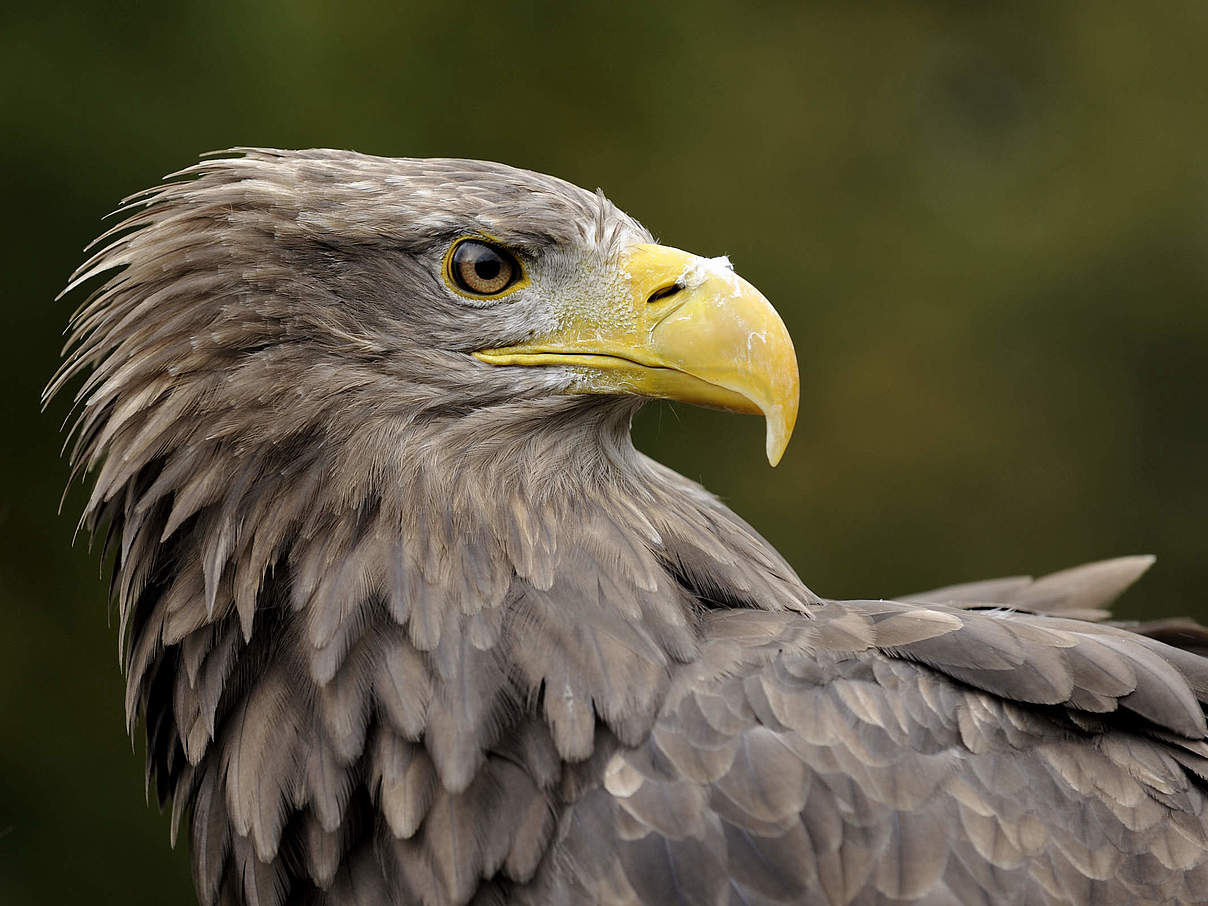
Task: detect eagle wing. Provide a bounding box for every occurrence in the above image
[542,583,1208,905]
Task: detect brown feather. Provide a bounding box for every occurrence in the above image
[53,149,1208,906]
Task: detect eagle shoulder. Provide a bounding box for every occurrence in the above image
[541,601,1208,905]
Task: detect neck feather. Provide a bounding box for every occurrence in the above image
[93,392,814,876]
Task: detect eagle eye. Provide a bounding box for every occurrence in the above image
[446,239,522,297]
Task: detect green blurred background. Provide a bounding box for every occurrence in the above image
[2,1,1207,903]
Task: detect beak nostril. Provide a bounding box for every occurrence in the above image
[647,283,682,305]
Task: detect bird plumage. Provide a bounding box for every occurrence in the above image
[52,149,1208,905]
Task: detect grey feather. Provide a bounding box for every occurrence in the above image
[52,149,1208,906]
[906,555,1156,621]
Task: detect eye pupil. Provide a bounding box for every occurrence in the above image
[449,240,519,296]
[474,257,501,281]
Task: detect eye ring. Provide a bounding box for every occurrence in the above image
[444,238,524,298]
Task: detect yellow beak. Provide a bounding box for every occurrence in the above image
[474,243,800,465]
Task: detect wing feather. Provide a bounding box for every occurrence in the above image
[545,601,1208,904]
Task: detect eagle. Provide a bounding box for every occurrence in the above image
[50,149,1208,905]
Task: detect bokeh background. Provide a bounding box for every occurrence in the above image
[2,2,1207,903]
